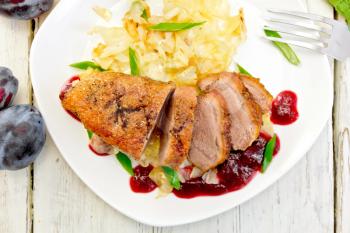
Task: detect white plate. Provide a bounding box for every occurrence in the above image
[30,0,332,227]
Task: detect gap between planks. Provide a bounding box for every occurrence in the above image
[333,11,350,233]
[28,18,37,233]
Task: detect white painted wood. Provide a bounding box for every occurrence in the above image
[334,14,350,232]
[0,16,32,233]
[33,137,140,233]
[31,0,335,233]
[239,123,333,233]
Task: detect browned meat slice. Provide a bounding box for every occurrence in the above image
[188,91,231,171]
[199,72,262,150]
[158,87,197,169]
[61,72,175,160]
[239,74,273,114]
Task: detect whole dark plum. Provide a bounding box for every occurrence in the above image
[0,0,53,20]
[0,66,18,110]
[0,105,46,170]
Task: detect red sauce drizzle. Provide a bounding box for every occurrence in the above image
[271,90,298,125]
[88,144,110,156]
[273,135,280,156]
[130,165,157,193]
[59,76,80,100]
[60,76,81,122]
[128,133,280,198]
[173,133,277,198]
[65,110,81,122]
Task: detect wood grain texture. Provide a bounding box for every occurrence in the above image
[334,14,350,232]
[20,0,337,232]
[0,16,33,233]
[33,137,140,233]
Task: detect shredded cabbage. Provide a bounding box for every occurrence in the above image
[91,0,245,85]
[92,6,112,21]
[149,167,173,197]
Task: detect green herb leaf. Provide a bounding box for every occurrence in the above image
[329,0,350,24]
[141,9,149,20]
[149,22,206,32]
[161,166,181,190]
[87,130,93,139]
[237,64,252,76]
[264,29,300,65]
[130,1,148,20]
[129,47,140,76]
[70,61,105,71]
[116,152,134,176]
[262,134,277,173]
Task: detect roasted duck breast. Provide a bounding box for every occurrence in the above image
[61,72,175,160]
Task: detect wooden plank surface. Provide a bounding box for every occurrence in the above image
[0,17,33,233]
[334,14,350,233]
[0,0,338,232]
[31,0,335,232]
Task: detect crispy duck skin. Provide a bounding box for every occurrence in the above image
[198,72,262,151]
[188,91,231,171]
[61,72,175,160]
[158,86,197,169]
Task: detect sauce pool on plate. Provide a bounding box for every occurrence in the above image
[88,144,110,156]
[271,90,299,125]
[130,165,157,193]
[130,133,280,198]
[59,76,80,100]
[59,76,81,121]
[173,133,280,198]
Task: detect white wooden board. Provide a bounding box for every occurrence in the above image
[334,20,350,232]
[0,17,33,233]
[0,0,342,232]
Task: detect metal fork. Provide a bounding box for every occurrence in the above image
[263,9,350,61]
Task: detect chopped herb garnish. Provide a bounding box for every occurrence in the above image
[162,166,181,190]
[264,29,300,65]
[262,134,277,173]
[70,61,105,71]
[141,9,148,20]
[149,22,206,32]
[87,130,93,139]
[129,47,140,76]
[237,64,252,76]
[116,152,134,176]
[130,1,148,21]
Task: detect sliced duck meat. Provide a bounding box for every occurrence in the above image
[61,72,175,160]
[158,86,197,169]
[239,74,273,114]
[198,72,262,150]
[189,91,231,172]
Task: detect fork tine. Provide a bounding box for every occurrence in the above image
[264,16,331,34]
[264,36,325,52]
[263,25,329,43]
[268,9,333,25]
